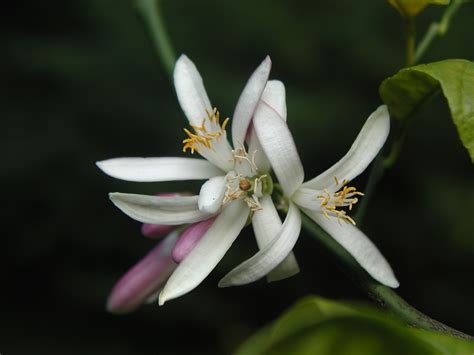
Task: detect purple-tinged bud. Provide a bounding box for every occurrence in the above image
[172,217,215,263]
[106,233,178,314]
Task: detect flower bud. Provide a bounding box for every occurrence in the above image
[106,233,178,314]
[172,217,215,263]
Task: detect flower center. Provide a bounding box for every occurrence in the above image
[182,108,230,153]
[222,147,273,212]
[223,173,273,211]
[317,177,364,225]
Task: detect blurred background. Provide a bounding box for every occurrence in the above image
[2,1,473,354]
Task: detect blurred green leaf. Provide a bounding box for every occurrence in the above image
[267,317,436,355]
[388,0,450,17]
[270,296,359,341]
[380,59,474,162]
[236,296,474,355]
[413,329,474,354]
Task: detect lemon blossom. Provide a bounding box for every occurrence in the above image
[219,104,399,289]
[97,55,299,305]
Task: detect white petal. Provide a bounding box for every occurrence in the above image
[303,105,390,191]
[159,200,249,304]
[248,80,287,173]
[195,140,235,173]
[218,202,301,287]
[303,208,399,288]
[260,80,287,121]
[292,187,321,211]
[232,56,272,148]
[174,55,213,126]
[96,157,222,182]
[252,196,299,282]
[198,175,226,214]
[109,193,212,225]
[253,101,304,196]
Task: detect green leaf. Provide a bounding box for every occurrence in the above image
[388,0,450,17]
[380,59,474,162]
[267,316,437,355]
[413,329,474,355]
[236,296,474,355]
[236,297,361,355]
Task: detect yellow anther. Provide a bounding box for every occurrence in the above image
[191,121,207,133]
[182,108,230,153]
[317,177,363,225]
[222,117,230,131]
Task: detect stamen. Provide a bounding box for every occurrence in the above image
[317,177,364,225]
[182,108,230,153]
[233,144,259,176]
[244,195,262,211]
[222,117,230,131]
[222,172,268,212]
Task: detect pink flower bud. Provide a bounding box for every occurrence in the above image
[106,233,178,314]
[172,217,215,263]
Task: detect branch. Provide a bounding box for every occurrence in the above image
[135,0,177,79]
[414,0,466,64]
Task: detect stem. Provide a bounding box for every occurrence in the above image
[414,22,439,64]
[300,214,472,340]
[414,0,465,64]
[135,0,177,79]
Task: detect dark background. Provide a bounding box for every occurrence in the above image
[2,1,473,354]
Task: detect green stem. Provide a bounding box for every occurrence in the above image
[300,214,472,340]
[414,0,465,64]
[135,0,177,79]
[414,22,439,64]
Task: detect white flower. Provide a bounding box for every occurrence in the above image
[218,104,400,289]
[97,55,299,305]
